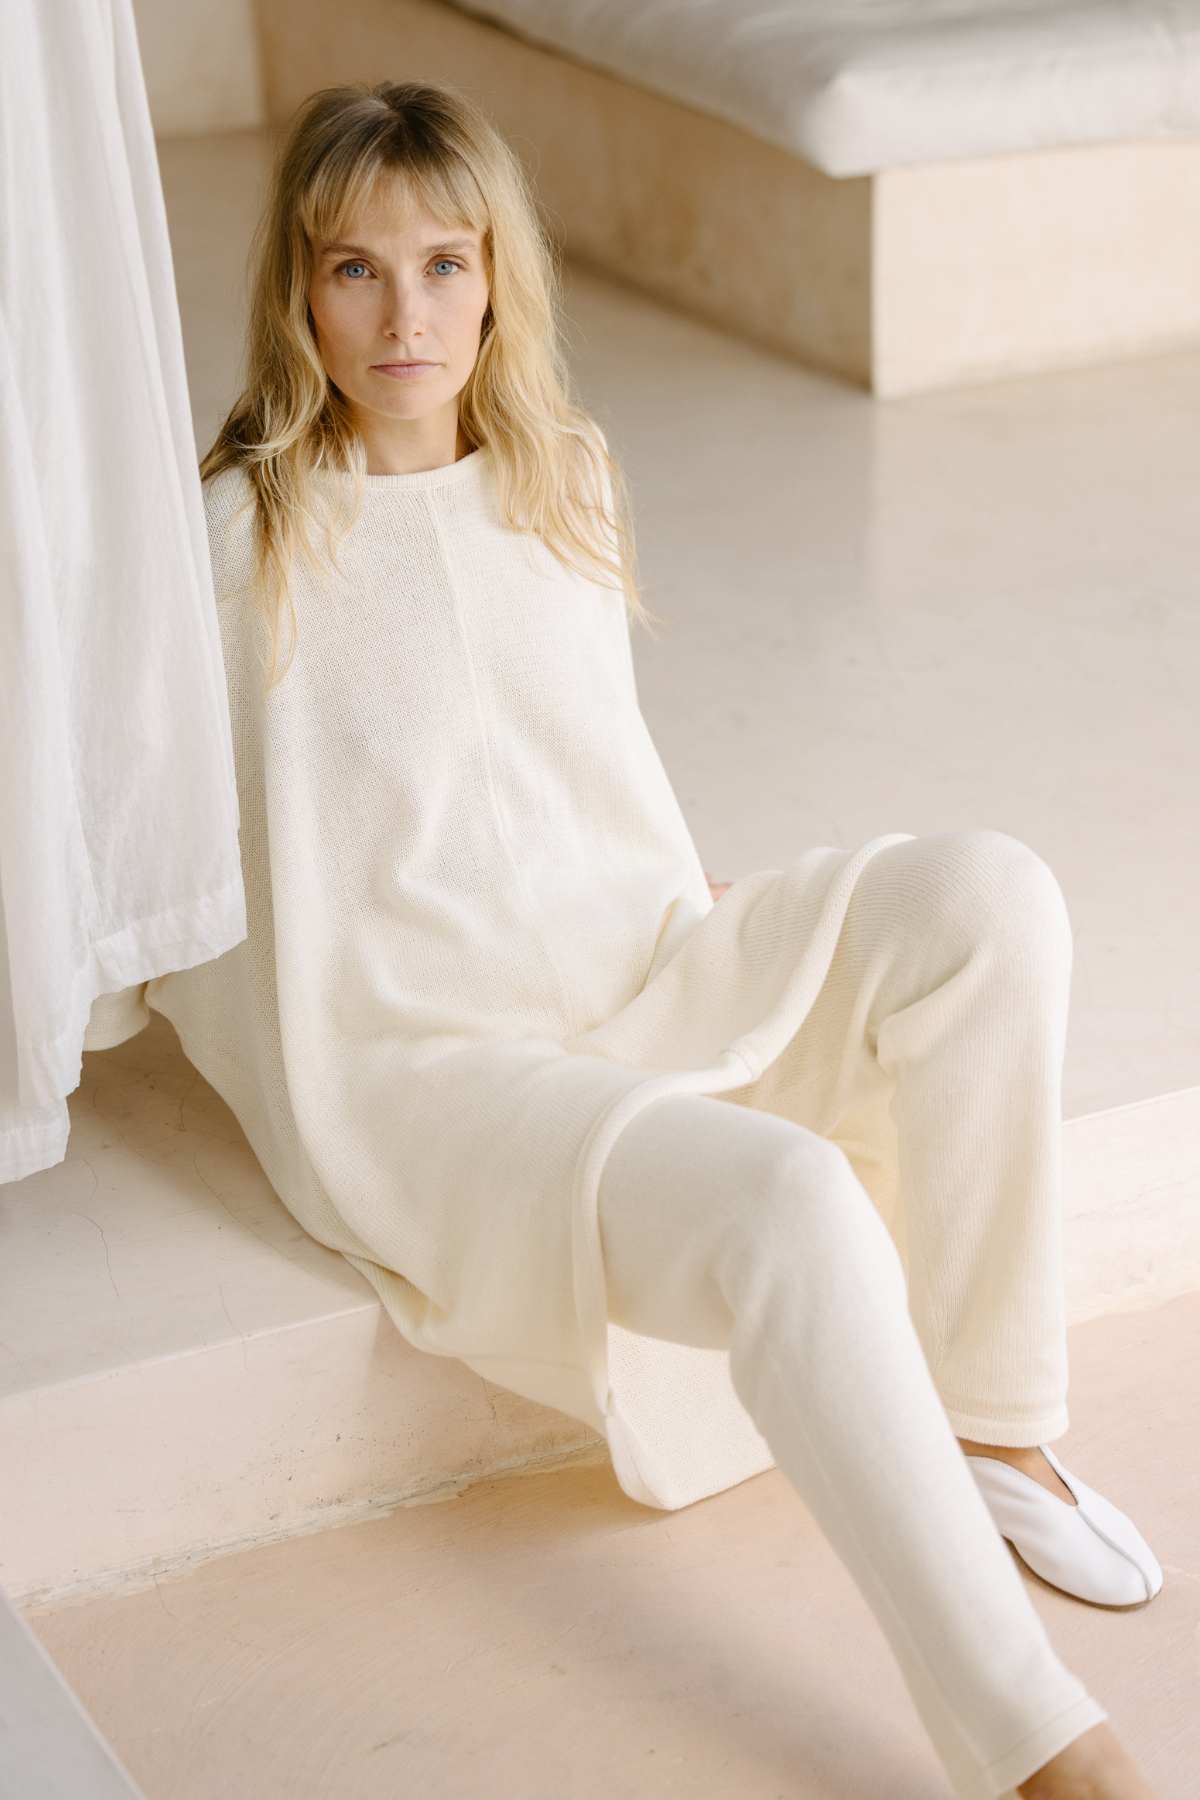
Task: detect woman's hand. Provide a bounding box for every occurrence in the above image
[704,869,733,902]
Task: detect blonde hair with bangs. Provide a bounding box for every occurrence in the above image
[200,78,663,691]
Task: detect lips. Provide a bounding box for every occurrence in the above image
[371,361,439,380]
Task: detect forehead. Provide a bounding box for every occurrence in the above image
[321,189,482,254]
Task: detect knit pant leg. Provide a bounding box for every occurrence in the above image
[596,1091,1108,1800]
[874,830,1074,1442]
[738,827,1076,1445]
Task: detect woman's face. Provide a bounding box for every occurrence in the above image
[308,192,490,453]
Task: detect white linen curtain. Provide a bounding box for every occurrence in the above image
[0,0,247,1184]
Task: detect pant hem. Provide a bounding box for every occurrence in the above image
[981,1693,1109,1795]
[941,1401,1070,1448]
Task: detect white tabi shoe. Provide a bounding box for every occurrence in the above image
[964,1443,1164,1608]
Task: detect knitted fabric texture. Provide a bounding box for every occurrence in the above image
[85,444,913,1511]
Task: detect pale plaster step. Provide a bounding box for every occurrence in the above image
[1,1010,1196,1608]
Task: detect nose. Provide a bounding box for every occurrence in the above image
[381,277,428,341]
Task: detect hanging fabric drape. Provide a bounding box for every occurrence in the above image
[0,0,246,1184]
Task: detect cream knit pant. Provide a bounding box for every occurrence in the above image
[595,830,1109,1799]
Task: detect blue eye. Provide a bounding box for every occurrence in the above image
[334,258,464,279]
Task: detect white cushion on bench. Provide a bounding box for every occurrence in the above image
[447,0,1200,175]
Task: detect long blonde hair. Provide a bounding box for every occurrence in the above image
[199,78,663,691]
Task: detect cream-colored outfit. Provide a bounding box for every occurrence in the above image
[84,443,1107,1794]
[84,442,909,1512]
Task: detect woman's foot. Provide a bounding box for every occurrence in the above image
[1016,1720,1159,1797]
[955,1437,1077,1506]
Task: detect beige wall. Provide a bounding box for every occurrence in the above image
[131,0,265,137]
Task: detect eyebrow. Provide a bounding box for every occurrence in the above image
[320,236,478,259]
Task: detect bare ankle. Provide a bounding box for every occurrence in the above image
[1015,1720,1159,1799]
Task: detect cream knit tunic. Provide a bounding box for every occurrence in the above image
[84,442,913,1512]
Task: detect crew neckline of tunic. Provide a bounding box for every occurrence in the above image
[313,443,490,494]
